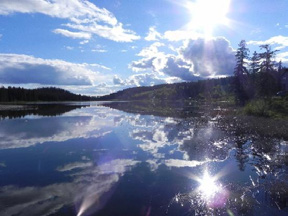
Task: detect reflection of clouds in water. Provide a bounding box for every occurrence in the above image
[129,117,186,158]
[164,159,207,168]
[56,161,93,172]
[0,159,138,216]
[0,107,117,150]
[126,114,231,163]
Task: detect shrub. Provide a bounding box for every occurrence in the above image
[243,99,271,117]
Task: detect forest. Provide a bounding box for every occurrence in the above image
[0,86,97,102]
[233,40,287,104]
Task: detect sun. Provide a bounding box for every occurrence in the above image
[186,0,230,36]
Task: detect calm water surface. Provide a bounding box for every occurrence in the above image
[0,102,287,216]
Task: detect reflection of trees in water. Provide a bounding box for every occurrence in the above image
[0,104,88,119]
[171,119,288,214]
[235,138,250,171]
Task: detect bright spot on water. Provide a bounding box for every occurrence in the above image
[199,171,219,198]
[196,170,229,208]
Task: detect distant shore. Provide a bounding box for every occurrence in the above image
[0,105,27,111]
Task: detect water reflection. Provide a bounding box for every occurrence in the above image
[0,103,89,119]
[0,102,287,215]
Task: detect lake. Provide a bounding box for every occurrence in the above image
[0,102,287,216]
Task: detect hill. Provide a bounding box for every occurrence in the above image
[0,77,234,102]
[99,77,234,101]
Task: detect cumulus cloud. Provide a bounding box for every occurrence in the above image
[113,73,181,87]
[113,75,125,85]
[180,37,235,78]
[162,55,196,80]
[0,0,139,42]
[248,35,288,50]
[0,54,112,86]
[129,42,167,73]
[130,37,235,81]
[144,26,162,41]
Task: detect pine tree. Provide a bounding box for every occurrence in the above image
[258,44,278,74]
[234,40,250,76]
[257,44,279,96]
[234,40,250,104]
[250,51,260,74]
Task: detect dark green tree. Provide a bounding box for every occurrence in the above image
[250,51,260,74]
[258,44,278,73]
[234,40,250,77]
[257,44,279,96]
[234,40,250,104]
[249,51,260,98]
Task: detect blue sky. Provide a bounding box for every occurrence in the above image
[0,0,288,96]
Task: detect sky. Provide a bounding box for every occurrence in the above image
[0,0,288,96]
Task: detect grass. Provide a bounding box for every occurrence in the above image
[243,97,288,118]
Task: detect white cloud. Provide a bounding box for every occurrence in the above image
[248,35,288,50]
[65,46,74,50]
[113,73,181,87]
[113,75,125,85]
[162,55,196,80]
[91,49,107,53]
[0,158,138,216]
[276,52,288,65]
[137,42,164,58]
[80,40,89,44]
[180,37,235,78]
[65,22,140,42]
[164,159,206,168]
[130,37,235,81]
[57,162,93,172]
[0,0,140,42]
[144,26,162,41]
[129,42,167,73]
[0,111,115,149]
[0,54,113,90]
[53,28,91,39]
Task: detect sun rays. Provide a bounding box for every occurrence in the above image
[185,0,231,37]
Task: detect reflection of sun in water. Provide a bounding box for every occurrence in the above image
[185,0,231,36]
[198,171,219,198]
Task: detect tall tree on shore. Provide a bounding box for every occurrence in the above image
[257,44,279,96]
[249,51,260,98]
[234,40,250,77]
[258,44,278,73]
[234,40,250,104]
[250,51,260,75]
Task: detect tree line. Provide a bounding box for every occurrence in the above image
[99,77,234,101]
[0,86,97,102]
[234,40,286,104]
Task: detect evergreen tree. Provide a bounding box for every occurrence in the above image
[249,51,260,98]
[257,44,279,96]
[250,51,260,74]
[258,44,278,73]
[234,40,250,77]
[234,40,250,104]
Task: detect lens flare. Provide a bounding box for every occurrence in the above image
[185,0,231,36]
[195,169,229,208]
[199,171,219,198]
